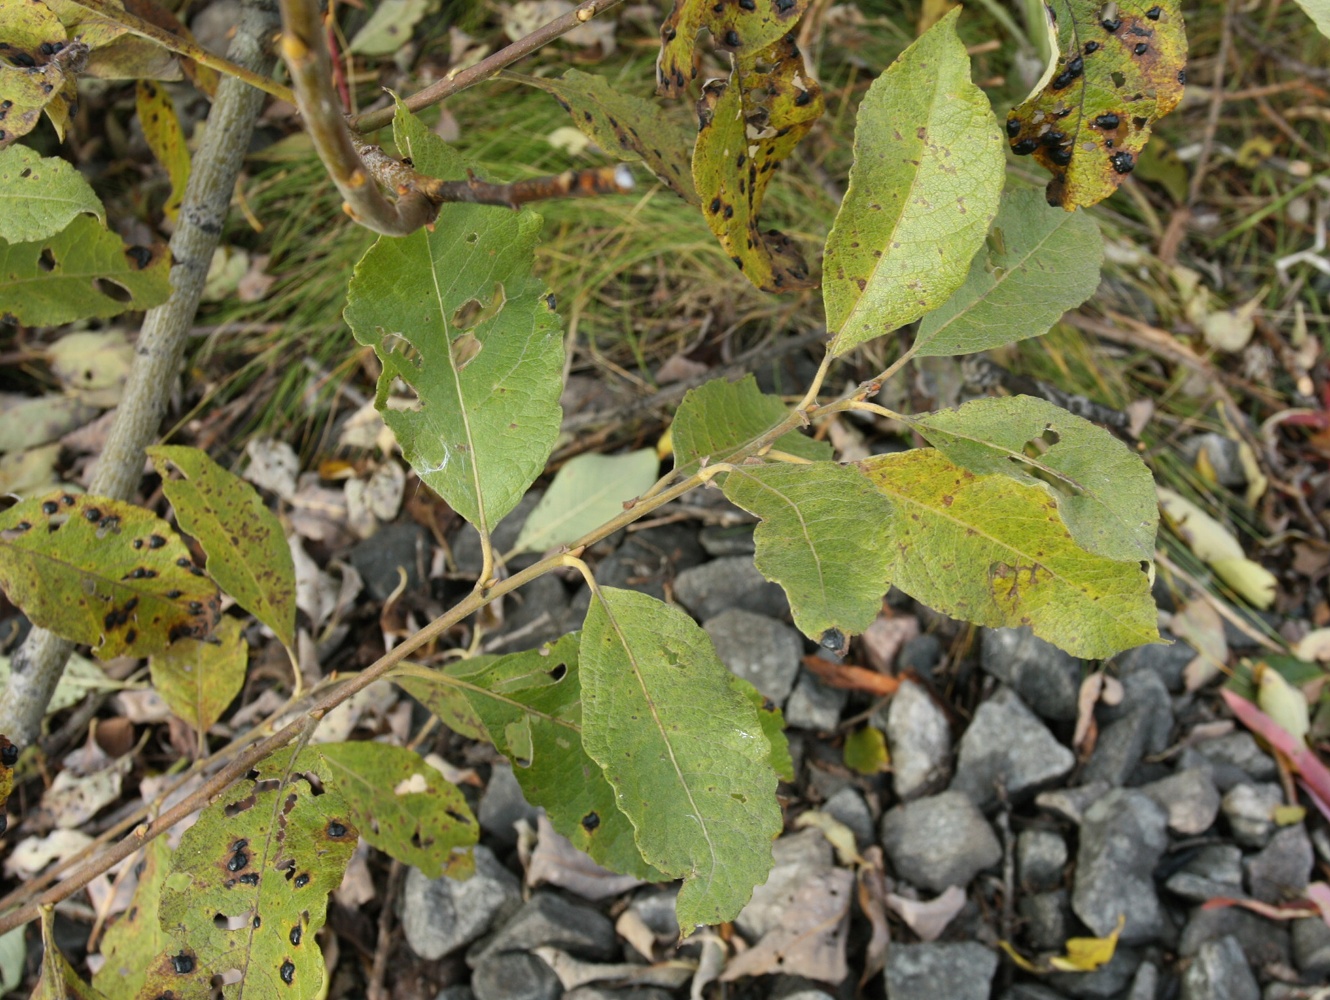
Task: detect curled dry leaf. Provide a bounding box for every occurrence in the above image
[883,884,967,943]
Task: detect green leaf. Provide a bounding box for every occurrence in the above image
[1005,1,1186,209]
[394,664,490,742]
[446,635,664,881]
[656,0,812,97]
[149,445,297,649]
[349,0,434,55]
[344,105,564,533]
[92,838,172,1000]
[862,449,1159,658]
[823,7,1004,356]
[913,189,1103,357]
[0,491,220,659]
[691,34,822,292]
[0,925,24,998]
[731,673,795,782]
[843,726,889,775]
[155,749,359,1000]
[34,908,108,1000]
[721,461,892,639]
[0,214,170,325]
[511,68,698,204]
[1291,0,1330,36]
[0,144,104,243]
[580,588,782,933]
[314,741,477,879]
[672,374,831,479]
[149,615,247,736]
[908,395,1158,562]
[514,449,659,555]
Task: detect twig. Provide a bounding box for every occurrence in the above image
[63,0,294,103]
[0,0,283,748]
[348,0,627,134]
[280,0,436,236]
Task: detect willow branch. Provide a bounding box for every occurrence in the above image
[348,0,626,134]
[0,465,727,933]
[0,0,282,748]
[64,0,294,103]
[279,0,435,236]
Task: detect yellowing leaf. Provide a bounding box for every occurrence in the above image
[1048,914,1126,972]
[92,838,172,999]
[0,491,220,659]
[0,144,103,243]
[136,79,190,221]
[843,725,889,775]
[824,8,1003,355]
[1005,1,1187,208]
[863,449,1159,658]
[148,445,297,650]
[1158,487,1276,609]
[692,33,822,291]
[149,616,247,736]
[655,0,812,97]
[1255,662,1310,743]
[1294,628,1330,663]
[34,906,108,1000]
[0,0,83,146]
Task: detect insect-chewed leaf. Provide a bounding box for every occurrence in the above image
[447,635,665,880]
[722,461,893,639]
[693,32,822,292]
[0,0,85,146]
[156,750,359,1000]
[908,395,1158,563]
[862,449,1159,658]
[34,907,109,1000]
[514,449,660,555]
[92,837,172,999]
[671,374,830,478]
[511,68,698,204]
[0,213,169,325]
[136,80,190,221]
[0,492,220,658]
[313,742,477,879]
[149,445,296,649]
[149,615,247,736]
[344,103,564,533]
[823,8,1003,356]
[0,144,103,243]
[656,0,812,96]
[580,588,782,933]
[1006,0,1186,209]
[913,189,1103,357]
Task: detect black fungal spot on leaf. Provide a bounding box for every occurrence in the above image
[171,953,195,974]
[581,812,600,831]
[280,961,295,985]
[1110,150,1135,173]
[290,926,302,946]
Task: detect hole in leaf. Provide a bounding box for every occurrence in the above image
[548,663,568,681]
[465,232,478,243]
[38,248,56,272]
[1111,70,1127,88]
[92,277,133,303]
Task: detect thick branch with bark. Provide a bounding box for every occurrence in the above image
[0,0,282,746]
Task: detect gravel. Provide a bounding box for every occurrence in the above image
[1071,789,1169,943]
[1220,782,1283,848]
[1140,767,1221,835]
[980,627,1082,721]
[1016,829,1068,893]
[784,668,848,731]
[673,555,789,620]
[1244,824,1314,903]
[401,846,521,960]
[471,893,619,965]
[950,686,1074,808]
[883,679,951,799]
[703,608,803,704]
[1163,844,1245,902]
[477,762,539,849]
[883,942,997,1000]
[880,790,1002,893]
[1180,936,1260,1000]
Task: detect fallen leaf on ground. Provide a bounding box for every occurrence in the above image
[720,866,853,984]
[526,812,646,900]
[801,655,901,697]
[532,948,694,991]
[884,885,967,943]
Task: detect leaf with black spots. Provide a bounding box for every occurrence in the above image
[155,748,359,1000]
[693,32,823,292]
[0,0,85,146]
[510,68,698,205]
[656,0,812,97]
[0,492,220,659]
[92,837,173,999]
[1005,0,1186,209]
[149,616,247,737]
